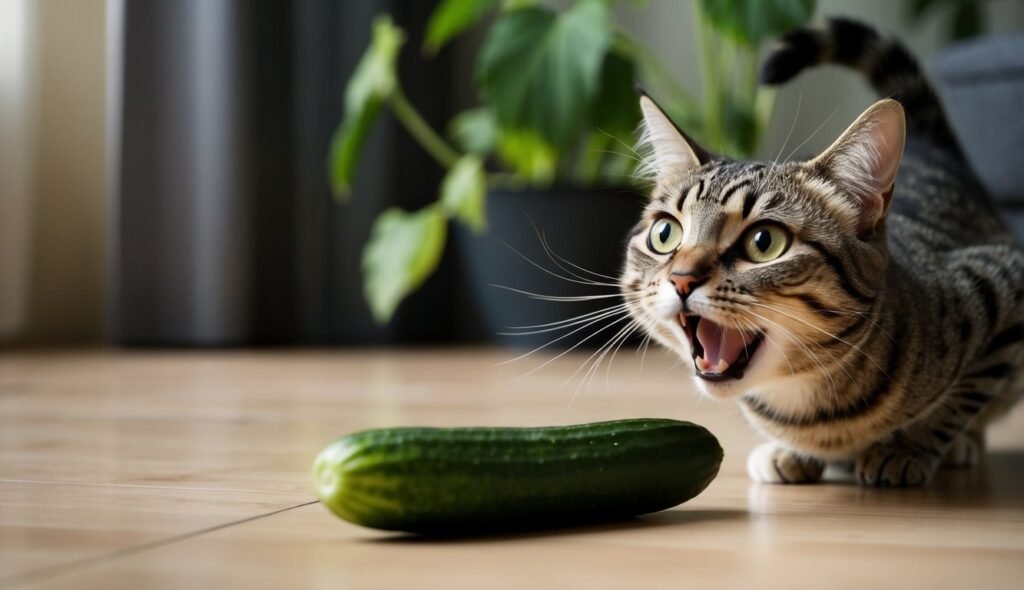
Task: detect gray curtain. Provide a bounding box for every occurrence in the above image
[114,0,467,345]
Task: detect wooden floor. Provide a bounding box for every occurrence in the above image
[1,349,1022,589]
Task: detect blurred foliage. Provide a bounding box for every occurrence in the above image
[699,0,815,45]
[362,205,447,323]
[330,0,816,322]
[476,0,612,149]
[328,17,404,198]
[907,0,986,41]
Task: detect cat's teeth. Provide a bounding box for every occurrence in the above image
[696,357,731,373]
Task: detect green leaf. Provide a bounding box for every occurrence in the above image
[497,129,557,184]
[449,108,499,154]
[477,0,612,148]
[424,0,500,54]
[698,0,815,46]
[328,16,405,198]
[439,155,487,233]
[591,49,640,141]
[362,205,448,323]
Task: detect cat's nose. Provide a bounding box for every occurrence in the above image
[669,272,706,299]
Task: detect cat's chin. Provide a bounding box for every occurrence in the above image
[692,377,746,400]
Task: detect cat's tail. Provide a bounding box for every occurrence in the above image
[760,17,962,158]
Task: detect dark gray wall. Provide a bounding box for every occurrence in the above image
[115,0,465,345]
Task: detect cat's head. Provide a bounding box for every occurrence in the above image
[622,95,906,399]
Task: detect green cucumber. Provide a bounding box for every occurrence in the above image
[312,418,722,533]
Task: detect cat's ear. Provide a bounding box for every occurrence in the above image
[638,94,711,180]
[811,99,906,235]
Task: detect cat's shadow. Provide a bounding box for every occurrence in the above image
[363,508,747,545]
[754,449,1024,510]
[921,449,1024,508]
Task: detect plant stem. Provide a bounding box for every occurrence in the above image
[390,87,461,169]
[738,46,758,110]
[693,1,721,151]
[613,29,698,111]
[753,88,777,157]
[577,132,609,185]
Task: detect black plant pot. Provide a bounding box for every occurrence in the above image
[455,187,647,348]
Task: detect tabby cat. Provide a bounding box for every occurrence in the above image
[622,18,1024,486]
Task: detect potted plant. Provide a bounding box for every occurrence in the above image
[329,0,815,344]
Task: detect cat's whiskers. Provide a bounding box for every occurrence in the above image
[727,315,752,362]
[740,307,842,405]
[498,300,637,364]
[569,316,649,408]
[562,317,640,407]
[596,127,645,162]
[532,223,622,283]
[604,314,655,387]
[500,299,641,336]
[701,296,841,400]
[496,238,621,288]
[759,298,897,344]
[753,322,798,381]
[740,301,860,401]
[587,321,639,393]
[732,312,797,381]
[501,289,647,341]
[489,284,626,301]
[637,331,653,371]
[504,301,646,380]
[774,94,802,167]
[633,308,664,372]
[752,94,804,197]
[594,149,643,164]
[781,105,839,164]
[748,300,891,380]
[563,303,657,400]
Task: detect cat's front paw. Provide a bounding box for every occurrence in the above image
[855,444,937,487]
[747,443,824,484]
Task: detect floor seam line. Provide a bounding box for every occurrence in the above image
[0,499,321,588]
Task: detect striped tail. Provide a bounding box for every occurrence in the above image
[760,17,962,158]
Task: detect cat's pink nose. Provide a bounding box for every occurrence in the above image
[669,273,704,297]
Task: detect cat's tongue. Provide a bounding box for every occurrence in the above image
[695,318,756,373]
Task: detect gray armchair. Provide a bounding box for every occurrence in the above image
[935,34,1024,239]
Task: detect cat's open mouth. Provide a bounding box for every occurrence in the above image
[679,314,764,382]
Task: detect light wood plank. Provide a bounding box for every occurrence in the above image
[0,349,1021,588]
[34,462,1024,590]
[0,481,306,583]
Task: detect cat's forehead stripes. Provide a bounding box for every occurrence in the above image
[666,163,778,220]
[676,180,703,210]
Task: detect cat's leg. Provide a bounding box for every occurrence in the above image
[856,341,1022,486]
[942,426,985,468]
[747,442,825,484]
[855,431,941,487]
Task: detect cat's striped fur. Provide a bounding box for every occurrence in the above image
[622,18,1024,486]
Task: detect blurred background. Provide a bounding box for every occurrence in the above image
[1,0,1022,349]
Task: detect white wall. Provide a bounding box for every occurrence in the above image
[0,0,35,342]
[0,0,107,344]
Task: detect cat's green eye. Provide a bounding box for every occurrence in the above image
[648,218,683,254]
[742,223,791,263]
